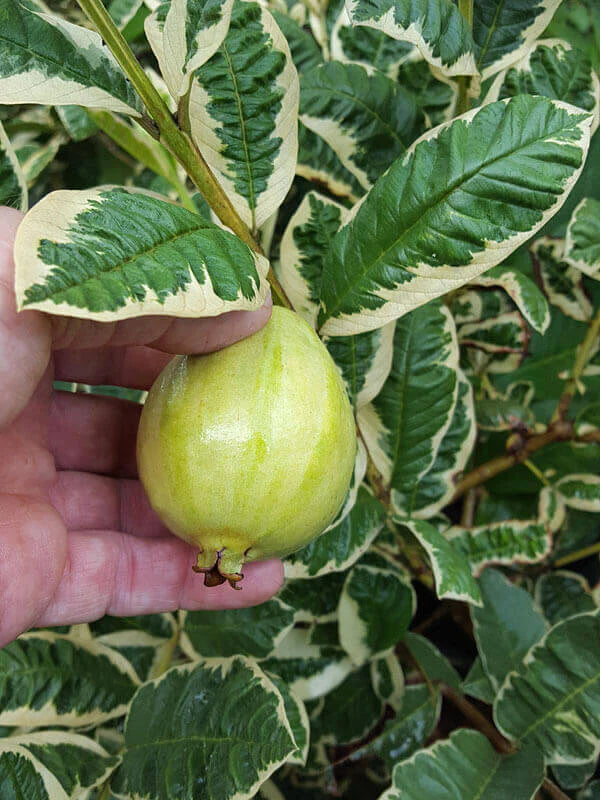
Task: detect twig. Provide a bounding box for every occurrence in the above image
[542,778,571,800]
[441,684,515,755]
[555,540,600,567]
[552,307,600,422]
[456,0,474,115]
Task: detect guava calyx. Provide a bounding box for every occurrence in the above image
[192,547,246,590]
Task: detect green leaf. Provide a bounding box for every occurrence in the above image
[471,568,547,692]
[189,0,299,230]
[309,663,384,747]
[535,571,597,626]
[0,121,27,211]
[379,729,544,800]
[533,237,593,322]
[0,632,139,728]
[56,105,99,142]
[345,0,477,78]
[403,632,461,690]
[338,564,415,665]
[358,300,459,514]
[94,628,176,682]
[580,780,600,799]
[0,731,119,799]
[297,122,365,203]
[400,519,482,606]
[448,518,552,575]
[180,599,295,659]
[462,657,495,704]
[553,759,598,791]
[395,58,456,128]
[348,684,441,771]
[111,658,296,800]
[565,197,600,280]
[494,610,600,765]
[284,485,386,579]
[472,0,562,80]
[318,96,592,336]
[271,10,322,75]
[409,370,476,518]
[0,0,142,115]
[556,474,600,511]
[300,61,424,189]
[370,652,405,710]
[145,0,234,97]
[487,39,600,135]
[470,263,551,334]
[261,627,353,701]
[15,186,269,321]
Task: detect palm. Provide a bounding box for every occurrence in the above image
[0,207,282,648]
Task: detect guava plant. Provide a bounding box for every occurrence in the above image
[1,0,600,796]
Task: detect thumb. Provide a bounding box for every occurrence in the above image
[0,206,52,430]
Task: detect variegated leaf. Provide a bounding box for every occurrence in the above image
[565,197,600,280]
[284,485,386,579]
[410,370,476,518]
[111,658,296,800]
[146,0,234,98]
[494,610,600,765]
[278,190,346,327]
[532,237,593,322]
[266,672,310,766]
[179,598,296,659]
[0,121,27,211]
[271,10,322,74]
[14,186,269,321]
[345,0,477,78]
[370,652,405,710]
[300,61,424,189]
[297,122,364,202]
[338,563,415,665]
[535,571,597,626]
[94,629,176,682]
[469,264,550,335]
[358,300,459,515]
[475,396,535,431]
[379,729,544,800]
[576,402,600,436]
[56,105,99,142]
[189,0,299,231]
[348,683,440,770]
[462,657,495,705]
[109,0,145,29]
[396,57,456,127]
[400,518,482,606]
[0,632,139,728]
[448,519,552,575]
[472,0,561,81]
[0,0,142,115]
[323,437,368,532]
[0,731,118,799]
[260,627,353,700]
[331,9,414,78]
[555,474,600,512]
[278,572,347,624]
[471,568,547,692]
[538,486,566,534]
[318,97,592,336]
[14,131,66,186]
[485,39,600,135]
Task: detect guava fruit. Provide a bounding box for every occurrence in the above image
[137,307,356,588]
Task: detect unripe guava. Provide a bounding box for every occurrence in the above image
[137,307,356,588]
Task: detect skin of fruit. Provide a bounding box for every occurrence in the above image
[137,306,357,584]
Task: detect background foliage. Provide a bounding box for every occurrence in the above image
[1,0,600,797]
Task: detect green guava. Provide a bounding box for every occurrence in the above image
[137,307,357,588]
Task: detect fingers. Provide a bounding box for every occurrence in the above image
[51,297,273,354]
[0,208,52,429]
[54,345,172,391]
[49,471,168,537]
[0,493,68,649]
[35,530,284,625]
[49,391,141,477]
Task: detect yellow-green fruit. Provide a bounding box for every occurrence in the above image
[137,307,356,587]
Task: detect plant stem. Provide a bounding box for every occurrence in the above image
[75,0,292,309]
[523,459,550,487]
[542,778,571,800]
[552,306,600,422]
[555,540,600,567]
[456,0,474,115]
[441,684,515,755]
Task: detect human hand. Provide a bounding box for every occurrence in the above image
[0,206,283,648]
